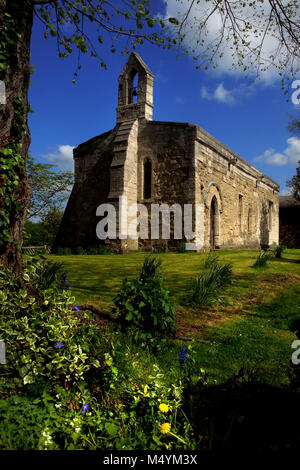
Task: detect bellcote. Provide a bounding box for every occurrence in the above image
[116,52,154,123]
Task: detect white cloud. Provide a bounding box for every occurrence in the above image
[280,187,292,196]
[42,144,75,171]
[201,83,236,105]
[163,0,299,83]
[175,97,185,104]
[254,137,300,167]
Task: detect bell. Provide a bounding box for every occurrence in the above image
[132,87,138,97]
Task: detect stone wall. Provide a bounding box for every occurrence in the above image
[53,119,279,253]
[194,125,279,250]
[136,121,195,251]
[52,128,118,251]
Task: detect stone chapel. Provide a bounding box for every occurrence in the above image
[53,52,279,253]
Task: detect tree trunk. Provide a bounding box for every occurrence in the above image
[0,0,33,275]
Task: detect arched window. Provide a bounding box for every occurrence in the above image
[128,68,138,104]
[143,158,152,199]
[210,196,219,248]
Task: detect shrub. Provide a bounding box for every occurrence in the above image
[86,245,112,255]
[139,255,162,282]
[0,259,104,393]
[178,242,186,253]
[75,246,87,255]
[152,245,167,253]
[273,245,286,259]
[202,253,220,269]
[38,259,65,289]
[252,250,274,268]
[56,247,72,255]
[112,256,175,346]
[0,395,50,449]
[191,262,233,306]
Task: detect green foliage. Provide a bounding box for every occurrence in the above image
[55,246,113,255]
[252,250,274,268]
[112,256,175,346]
[202,253,220,269]
[273,245,287,259]
[34,0,182,81]
[38,259,65,289]
[56,247,73,255]
[23,205,64,247]
[0,255,197,450]
[86,245,112,255]
[0,98,26,247]
[153,245,167,254]
[178,242,186,253]
[23,220,49,246]
[191,261,233,306]
[41,206,64,243]
[0,4,33,248]
[0,395,50,450]
[287,161,300,203]
[26,156,73,219]
[139,255,161,282]
[0,258,102,391]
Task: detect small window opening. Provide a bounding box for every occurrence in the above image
[144,158,152,199]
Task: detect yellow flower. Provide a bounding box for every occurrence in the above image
[159,403,169,413]
[160,423,171,434]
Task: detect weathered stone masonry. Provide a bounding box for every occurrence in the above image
[53,53,279,252]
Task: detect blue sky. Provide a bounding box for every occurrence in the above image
[28,1,300,195]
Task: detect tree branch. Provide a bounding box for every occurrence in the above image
[32,0,56,5]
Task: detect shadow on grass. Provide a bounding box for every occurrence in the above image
[183,379,300,450]
[249,284,300,329]
[271,257,300,264]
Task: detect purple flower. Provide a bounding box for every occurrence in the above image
[180,346,187,366]
[73,305,80,312]
[54,341,64,349]
[81,402,90,414]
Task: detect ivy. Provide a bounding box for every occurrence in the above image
[0,2,30,248]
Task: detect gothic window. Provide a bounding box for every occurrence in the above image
[144,158,152,199]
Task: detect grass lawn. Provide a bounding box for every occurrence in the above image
[48,249,300,387]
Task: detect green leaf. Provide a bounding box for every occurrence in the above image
[125,312,133,321]
[168,17,179,25]
[105,422,119,437]
[23,374,34,385]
